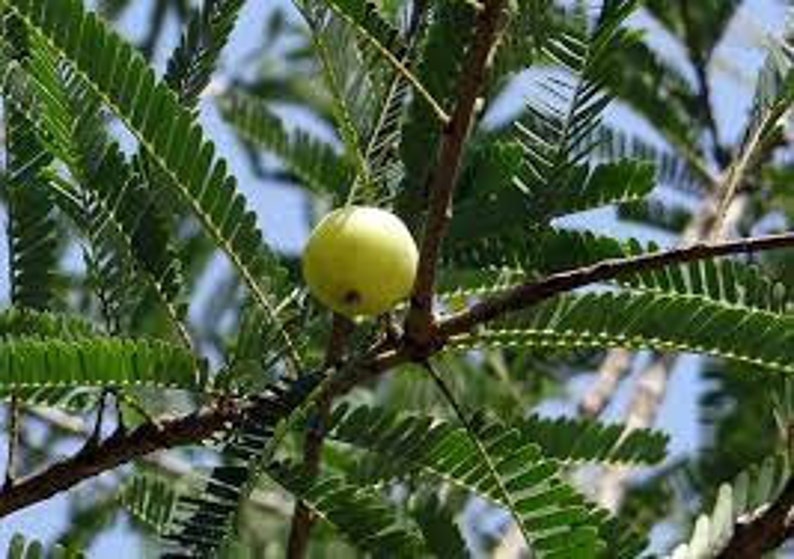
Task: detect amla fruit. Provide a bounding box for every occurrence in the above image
[302,206,418,318]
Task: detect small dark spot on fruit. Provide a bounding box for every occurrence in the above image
[343,289,361,306]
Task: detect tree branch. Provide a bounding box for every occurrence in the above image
[0,399,240,518]
[438,231,794,339]
[4,230,793,520]
[717,476,794,558]
[405,0,509,344]
[25,405,293,518]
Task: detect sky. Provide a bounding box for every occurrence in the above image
[0,0,790,556]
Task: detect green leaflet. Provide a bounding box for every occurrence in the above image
[314,0,416,198]
[595,125,705,193]
[0,309,98,408]
[448,291,794,376]
[605,37,703,159]
[516,414,669,465]
[0,386,98,412]
[165,0,246,107]
[2,30,187,335]
[121,0,248,315]
[410,493,468,559]
[3,0,289,326]
[644,1,742,62]
[326,404,608,557]
[4,105,60,311]
[449,140,525,227]
[446,1,652,240]
[218,90,352,198]
[617,198,692,234]
[329,404,668,468]
[119,474,178,535]
[321,0,403,57]
[493,0,557,80]
[0,308,94,339]
[450,156,656,242]
[298,6,376,200]
[268,460,428,557]
[0,337,202,390]
[7,22,183,304]
[517,0,640,186]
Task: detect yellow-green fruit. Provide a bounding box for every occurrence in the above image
[302,206,419,318]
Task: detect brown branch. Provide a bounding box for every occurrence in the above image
[717,476,794,558]
[26,406,293,518]
[0,332,398,521]
[4,395,20,488]
[405,0,509,345]
[3,231,792,520]
[5,230,791,519]
[286,315,353,559]
[438,230,794,339]
[0,399,240,518]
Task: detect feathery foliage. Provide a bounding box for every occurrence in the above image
[325,403,622,556]
[397,0,475,223]
[3,105,59,311]
[164,372,322,555]
[445,228,791,315]
[0,336,202,391]
[328,403,668,468]
[269,460,428,556]
[449,290,794,376]
[2,0,290,330]
[218,90,353,198]
[165,0,245,106]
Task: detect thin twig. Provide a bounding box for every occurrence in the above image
[438,230,794,340]
[4,396,20,489]
[711,123,765,238]
[286,315,353,559]
[405,0,509,345]
[423,360,470,427]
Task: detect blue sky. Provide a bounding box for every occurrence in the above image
[0,0,789,555]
